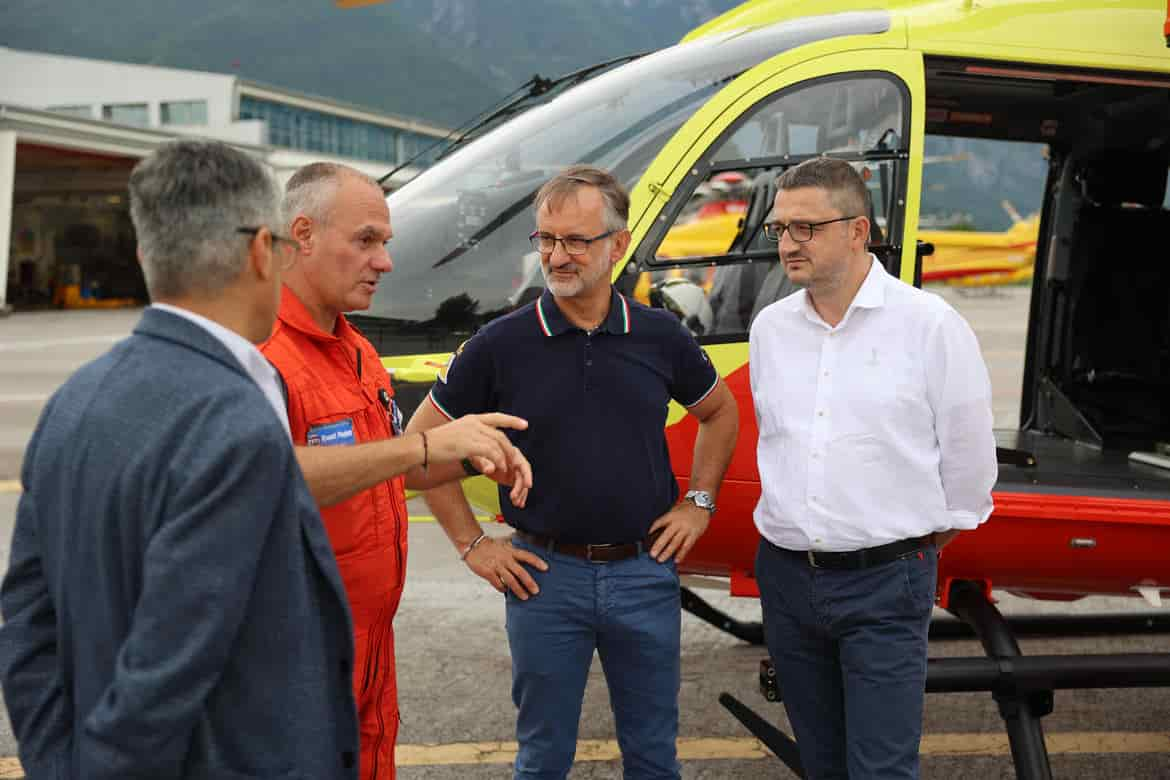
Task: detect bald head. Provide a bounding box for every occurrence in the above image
[283,162,382,230]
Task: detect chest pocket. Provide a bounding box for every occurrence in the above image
[300,383,375,443]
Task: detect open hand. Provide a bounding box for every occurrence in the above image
[647,502,711,563]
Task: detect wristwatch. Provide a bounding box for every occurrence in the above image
[684,489,716,513]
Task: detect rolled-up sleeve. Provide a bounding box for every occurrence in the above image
[925,307,998,529]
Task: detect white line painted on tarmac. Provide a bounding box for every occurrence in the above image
[0,394,49,404]
[0,335,122,352]
[0,486,487,519]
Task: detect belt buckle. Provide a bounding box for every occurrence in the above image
[585,543,613,563]
[807,550,820,569]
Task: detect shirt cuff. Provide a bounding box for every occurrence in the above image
[943,509,986,530]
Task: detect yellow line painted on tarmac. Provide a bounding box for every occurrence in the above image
[396,732,1170,766]
[924,731,1170,755]
[0,732,1167,775]
[408,514,493,524]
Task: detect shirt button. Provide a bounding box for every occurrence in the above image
[823,370,830,377]
[811,452,819,459]
[817,410,825,417]
[586,360,593,366]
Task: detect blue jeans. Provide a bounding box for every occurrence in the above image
[506,536,682,780]
[755,538,937,780]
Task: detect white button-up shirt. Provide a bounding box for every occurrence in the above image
[749,257,996,552]
[151,303,291,439]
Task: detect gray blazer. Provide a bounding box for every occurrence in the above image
[0,308,359,779]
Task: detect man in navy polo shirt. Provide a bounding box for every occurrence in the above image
[407,165,738,779]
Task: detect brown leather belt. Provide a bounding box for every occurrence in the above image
[774,535,932,570]
[514,529,659,563]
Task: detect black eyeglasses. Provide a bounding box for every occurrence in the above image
[237,226,297,265]
[762,216,859,243]
[529,229,616,255]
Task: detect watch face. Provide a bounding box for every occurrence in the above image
[687,491,715,511]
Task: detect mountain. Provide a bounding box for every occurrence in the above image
[0,1,1043,231]
[0,0,740,127]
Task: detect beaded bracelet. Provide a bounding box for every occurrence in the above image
[459,532,488,561]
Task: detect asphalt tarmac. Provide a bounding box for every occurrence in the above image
[0,287,1167,778]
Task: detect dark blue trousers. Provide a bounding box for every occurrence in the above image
[505,536,682,780]
[755,538,937,780]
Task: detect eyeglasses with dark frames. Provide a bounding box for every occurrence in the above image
[529,229,616,255]
[762,216,859,243]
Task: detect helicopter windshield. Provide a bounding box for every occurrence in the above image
[364,11,890,354]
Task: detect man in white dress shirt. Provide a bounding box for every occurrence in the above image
[749,157,997,780]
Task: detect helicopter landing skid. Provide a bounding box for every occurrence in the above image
[719,579,1170,779]
[680,586,765,644]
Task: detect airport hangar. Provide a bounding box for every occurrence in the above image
[0,46,448,313]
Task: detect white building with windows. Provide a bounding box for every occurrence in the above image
[0,46,450,311]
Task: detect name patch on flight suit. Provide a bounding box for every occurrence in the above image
[307,419,356,446]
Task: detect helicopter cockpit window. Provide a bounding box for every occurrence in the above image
[625,73,910,343]
[351,12,891,355]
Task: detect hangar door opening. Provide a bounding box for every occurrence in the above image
[8,144,145,310]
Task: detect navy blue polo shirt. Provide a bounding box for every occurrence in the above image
[428,287,719,544]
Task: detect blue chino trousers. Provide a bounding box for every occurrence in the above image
[755,538,937,780]
[506,536,682,780]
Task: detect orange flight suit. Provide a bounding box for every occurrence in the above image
[262,286,408,780]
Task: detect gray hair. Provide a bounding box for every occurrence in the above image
[775,157,870,218]
[128,140,280,300]
[283,162,382,230]
[534,165,629,233]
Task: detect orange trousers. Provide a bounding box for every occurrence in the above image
[346,559,404,780]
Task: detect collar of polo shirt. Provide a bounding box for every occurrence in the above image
[535,288,632,337]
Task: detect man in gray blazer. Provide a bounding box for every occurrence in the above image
[0,140,360,779]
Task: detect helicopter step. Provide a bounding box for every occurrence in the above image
[719,579,1170,780]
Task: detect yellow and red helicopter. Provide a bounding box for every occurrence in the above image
[348,2,1170,776]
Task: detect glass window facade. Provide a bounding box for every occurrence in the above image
[161,100,208,125]
[239,96,438,165]
[399,131,441,167]
[102,103,149,127]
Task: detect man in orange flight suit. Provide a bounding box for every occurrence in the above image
[263,162,532,780]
